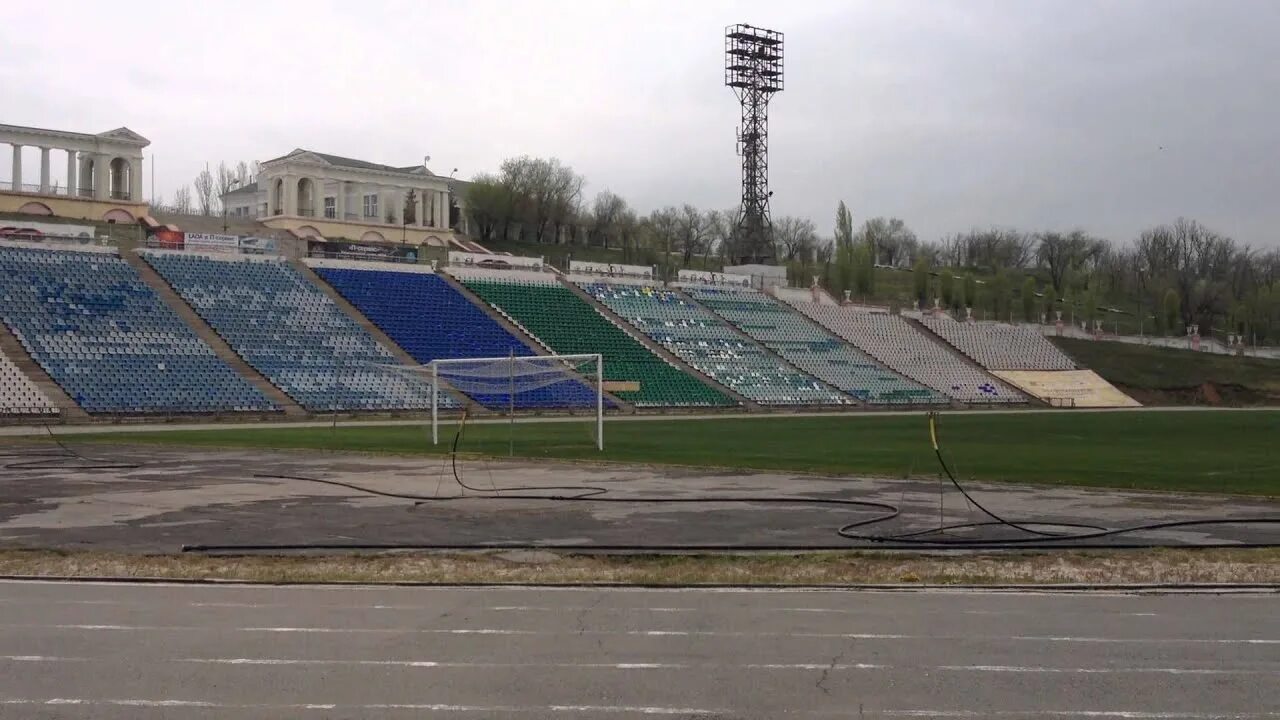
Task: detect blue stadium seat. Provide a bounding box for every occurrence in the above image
[314,266,603,410]
[0,246,276,414]
[143,253,439,412]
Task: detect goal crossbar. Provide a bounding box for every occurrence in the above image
[428,353,603,450]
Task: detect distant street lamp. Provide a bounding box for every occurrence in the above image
[222,178,241,232]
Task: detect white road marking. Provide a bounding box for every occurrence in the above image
[0,698,724,714]
[6,623,1276,644]
[938,665,1270,675]
[0,656,86,662]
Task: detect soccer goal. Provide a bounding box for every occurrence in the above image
[426,353,604,450]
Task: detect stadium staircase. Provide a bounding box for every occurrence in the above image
[432,270,635,412]
[555,277,756,409]
[0,322,88,420]
[123,251,306,418]
[668,286,851,405]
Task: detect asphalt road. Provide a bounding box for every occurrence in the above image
[0,581,1276,718]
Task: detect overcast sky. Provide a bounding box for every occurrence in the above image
[4,0,1278,247]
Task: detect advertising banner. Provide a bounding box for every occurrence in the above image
[449,251,542,270]
[184,233,240,253]
[310,240,419,263]
[677,269,751,287]
[0,221,96,243]
[569,260,655,279]
[238,236,277,255]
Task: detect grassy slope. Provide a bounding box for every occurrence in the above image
[73,411,1280,496]
[1053,337,1280,398]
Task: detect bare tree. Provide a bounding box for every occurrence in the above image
[773,216,819,262]
[588,190,628,248]
[193,168,214,216]
[172,185,193,214]
[214,162,236,213]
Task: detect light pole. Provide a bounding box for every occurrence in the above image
[222,178,241,232]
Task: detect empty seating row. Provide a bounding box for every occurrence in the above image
[144,252,433,412]
[458,274,735,408]
[919,316,1077,370]
[0,346,56,415]
[788,301,1027,404]
[313,266,598,410]
[684,286,945,405]
[0,245,275,413]
[582,282,849,405]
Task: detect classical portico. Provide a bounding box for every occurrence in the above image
[223,148,466,246]
[0,123,149,221]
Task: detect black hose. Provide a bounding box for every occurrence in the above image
[1,424,142,471]
[184,411,1279,553]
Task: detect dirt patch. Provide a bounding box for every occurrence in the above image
[1116,382,1279,407]
[1,548,1277,586]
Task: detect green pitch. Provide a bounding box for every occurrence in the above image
[70,410,1280,496]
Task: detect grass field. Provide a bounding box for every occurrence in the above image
[69,410,1280,497]
[1052,338,1280,400]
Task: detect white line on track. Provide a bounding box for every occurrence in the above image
[6,656,1269,676]
[0,698,1276,717]
[5,623,1275,643]
[0,698,723,714]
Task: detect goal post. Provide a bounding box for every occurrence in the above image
[427,353,604,450]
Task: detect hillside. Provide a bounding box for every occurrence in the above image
[1051,337,1280,406]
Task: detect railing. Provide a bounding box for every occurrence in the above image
[297,207,315,217]
[110,190,132,201]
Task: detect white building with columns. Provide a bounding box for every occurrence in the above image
[0,123,149,223]
[222,149,467,246]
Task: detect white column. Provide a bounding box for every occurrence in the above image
[66,150,77,198]
[130,157,142,201]
[335,181,346,220]
[93,153,109,200]
[284,175,298,216]
[417,188,427,227]
[436,191,448,228]
[11,144,22,191]
[39,147,51,193]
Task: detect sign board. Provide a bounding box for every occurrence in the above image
[310,240,418,263]
[184,233,240,253]
[677,269,751,287]
[0,221,95,243]
[238,236,277,255]
[449,251,542,270]
[569,260,655,279]
[602,381,641,393]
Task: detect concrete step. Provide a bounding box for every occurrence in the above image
[123,250,307,418]
[0,323,90,421]
[436,270,636,413]
[555,277,759,410]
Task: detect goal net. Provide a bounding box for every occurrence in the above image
[425,353,604,450]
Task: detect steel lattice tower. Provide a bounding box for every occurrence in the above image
[725,24,784,265]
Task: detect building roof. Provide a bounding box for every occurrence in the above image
[223,180,258,196]
[262,148,434,176]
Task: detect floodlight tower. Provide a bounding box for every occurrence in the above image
[725,24,784,265]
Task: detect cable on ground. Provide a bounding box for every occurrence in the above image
[182,411,1280,552]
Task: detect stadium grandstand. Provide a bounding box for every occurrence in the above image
[784,299,1027,404]
[918,315,1078,371]
[683,285,944,405]
[454,268,735,408]
[309,259,601,410]
[0,345,56,416]
[141,251,434,412]
[0,243,277,414]
[581,280,850,405]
